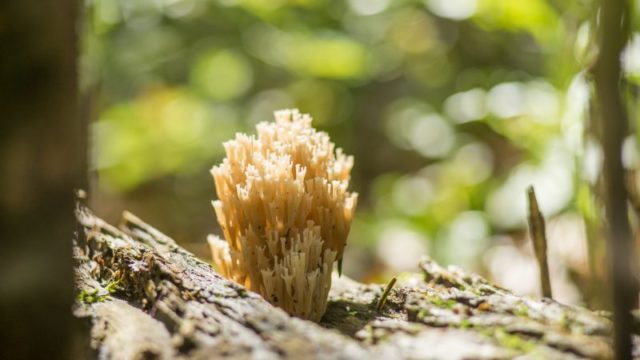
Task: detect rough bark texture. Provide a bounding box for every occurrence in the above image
[74,207,637,359]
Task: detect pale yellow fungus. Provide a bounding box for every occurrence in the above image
[208,109,357,321]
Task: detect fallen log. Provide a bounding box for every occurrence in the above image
[74,206,631,359]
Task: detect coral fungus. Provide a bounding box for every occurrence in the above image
[208,109,357,321]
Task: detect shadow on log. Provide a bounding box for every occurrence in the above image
[74,206,633,359]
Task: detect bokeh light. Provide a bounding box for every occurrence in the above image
[83,0,635,307]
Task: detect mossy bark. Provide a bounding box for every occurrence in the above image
[74,207,632,359]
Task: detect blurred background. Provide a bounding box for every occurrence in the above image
[83,0,640,308]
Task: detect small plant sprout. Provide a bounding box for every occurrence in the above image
[376,277,397,312]
[526,186,552,299]
[208,109,358,321]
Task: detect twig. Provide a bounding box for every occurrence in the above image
[593,0,638,357]
[526,186,552,299]
[376,277,397,312]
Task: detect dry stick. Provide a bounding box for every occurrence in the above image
[526,186,552,299]
[593,0,638,358]
[376,277,397,312]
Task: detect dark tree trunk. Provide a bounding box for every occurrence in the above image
[0,1,83,359]
[593,0,639,358]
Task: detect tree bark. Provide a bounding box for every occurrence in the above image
[593,0,638,358]
[74,207,627,359]
[0,1,83,359]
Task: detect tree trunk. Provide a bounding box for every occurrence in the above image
[593,0,638,357]
[0,1,83,359]
[74,207,626,359]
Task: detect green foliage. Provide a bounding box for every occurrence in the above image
[84,0,635,303]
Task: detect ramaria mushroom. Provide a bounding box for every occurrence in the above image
[208,109,357,321]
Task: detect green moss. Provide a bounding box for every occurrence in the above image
[558,312,572,330]
[428,296,457,309]
[105,279,122,294]
[493,328,535,353]
[78,279,121,304]
[514,303,529,317]
[459,319,472,329]
[78,289,109,304]
[417,309,431,318]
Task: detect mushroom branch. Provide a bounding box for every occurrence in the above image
[208,109,358,321]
